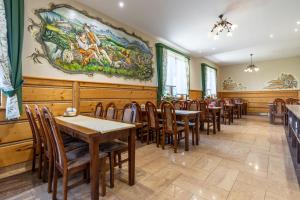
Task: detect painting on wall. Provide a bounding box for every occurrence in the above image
[264,73,297,89]
[222,77,246,90]
[27,4,153,80]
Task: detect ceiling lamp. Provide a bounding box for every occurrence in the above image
[244,54,259,72]
[211,14,237,39]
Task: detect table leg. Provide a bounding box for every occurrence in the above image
[184,116,189,151]
[196,113,200,145]
[89,139,101,200]
[212,111,216,134]
[217,111,221,131]
[128,129,136,185]
[231,108,234,123]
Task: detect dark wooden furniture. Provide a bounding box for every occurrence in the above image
[208,107,222,134]
[187,100,200,145]
[42,107,108,200]
[161,102,185,153]
[286,105,300,164]
[218,99,231,125]
[25,105,43,179]
[172,101,184,110]
[157,108,200,151]
[272,98,286,124]
[145,101,163,146]
[55,115,136,200]
[199,101,213,135]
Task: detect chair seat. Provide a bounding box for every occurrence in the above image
[177,126,185,132]
[66,147,107,170]
[64,140,88,152]
[100,140,128,153]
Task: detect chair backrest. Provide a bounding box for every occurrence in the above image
[94,102,103,118]
[224,98,232,105]
[199,100,209,118]
[34,105,52,155]
[131,101,143,123]
[122,103,135,124]
[273,98,286,114]
[217,99,226,114]
[286,98,299,105]
[187,100,200,111]
[145,101,159,129]
[172,101,183,110]
[25,105,42,147]
[42,107,67,170]
[161,101,177,133]
[104,102,118,120]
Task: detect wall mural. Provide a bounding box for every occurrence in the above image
[27,4,153,80]
[222,77,246,90]
[264,73,297,89]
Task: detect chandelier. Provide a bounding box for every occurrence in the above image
[211,14,237,40]
[244,54,259,72]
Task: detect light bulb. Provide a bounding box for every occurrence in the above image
[254,67,259,72]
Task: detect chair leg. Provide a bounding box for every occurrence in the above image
[42,154,47,182]
[38,148,43,179]
[62,171,68,200]
[109,153,115,188]
[156,130,159,147]
[117,153,122,169]
[173,133,178,153]
[146,129,150,144]
[52,166,58,200]
[48,158,54,193]
[32,147,36,173]
[192,128,195,145]
[161,130,165,150]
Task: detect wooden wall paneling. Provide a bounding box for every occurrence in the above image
[220,90,299,114]
[189,90,202,100]
[72,81,80,113]
[0,141,33,168]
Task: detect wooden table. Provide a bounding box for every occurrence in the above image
[208,107,221,134]
[157,109,201,151]
[55,115,136,200]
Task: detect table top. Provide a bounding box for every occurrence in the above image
[286,105,300,119]
[56,115,135,134]
[156,109,201,115]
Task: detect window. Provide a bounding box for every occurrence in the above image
[202,64,217,98]
[164,50,189,96]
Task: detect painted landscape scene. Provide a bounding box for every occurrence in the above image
[31,5,153,80]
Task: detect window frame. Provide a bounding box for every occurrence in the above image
[201,63,217,98]
[0,91,6,110]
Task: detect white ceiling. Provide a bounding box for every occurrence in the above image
[75,0,300,66]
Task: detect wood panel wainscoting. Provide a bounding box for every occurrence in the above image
[0,76,157,177]
[219,90,300,114]
[189,89,202,100]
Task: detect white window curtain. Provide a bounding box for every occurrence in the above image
[0,0,20,120]
[205,66,217,97]
[164,50,189,96]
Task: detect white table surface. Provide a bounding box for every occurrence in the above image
[156,109,200,115]
[286,105,300,119]
[56,115,135,134]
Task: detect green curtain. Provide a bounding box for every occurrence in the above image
[156,43,164,103]
[201,63,207,98]
[201,63,217,98]
[4,0,24,113]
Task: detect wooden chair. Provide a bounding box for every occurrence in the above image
[104,102,118,120]
[286,98,299,105]
[272,98,286,124]
[100,103,135,188]
[34,105,88,193]
[94,102,104,118]
[145,101,163,146]
[161,102,185,153]
[186,100,199,145]
[199,101,213,135]
[131,101,148,142]
[217,99,231,125]
[172,101,183,110]
[42,107,107,200]
[25,105,43,179]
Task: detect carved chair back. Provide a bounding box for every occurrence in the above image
[105,102,118,120]
[95,102,103,118]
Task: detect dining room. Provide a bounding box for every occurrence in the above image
[0,0,300,200]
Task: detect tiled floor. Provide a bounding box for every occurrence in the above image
[2,115,300,200]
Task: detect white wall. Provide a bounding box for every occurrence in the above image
[190,57,220,91]
[220,56,300,91]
